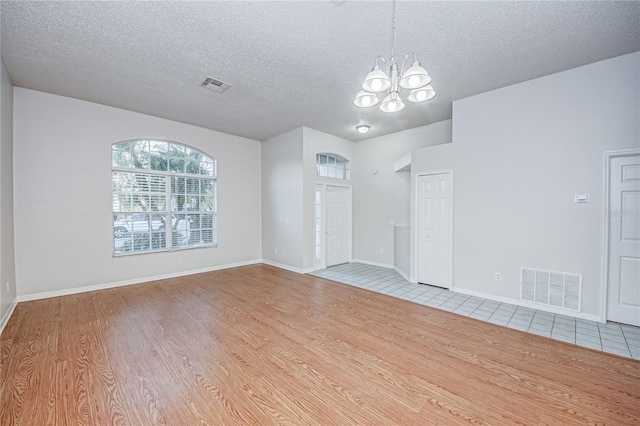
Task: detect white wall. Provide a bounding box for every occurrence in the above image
[0,57,17,323]
[263,122,451,273]
[394,226,410,278]
[411,52,640,319]
[261,127,304,270]
[13,88,262,297]
[354,120,452,267]
[302,127,354,270]
[261,126,355,272]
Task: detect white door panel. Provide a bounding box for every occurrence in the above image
[326,186,350,266]
[418,173,452,288]
[607,153,640,326]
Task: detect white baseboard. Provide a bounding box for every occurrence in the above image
[0,297,18,336]
[352,258,395,269]
[393,266,411,282]
[452,286,603,323]
[260,259,314,274]
[346,259,413,282]
[17,259,262,302]
[12,258,605,324]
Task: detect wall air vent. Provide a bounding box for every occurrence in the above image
[200,77,231,93]
[521,267,582,312]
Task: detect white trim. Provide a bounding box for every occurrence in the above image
[352,258,395,269]
[601,148,640,324]
[261,259,314,274]
[17,259,262,302]
[393,266,411,282]
[413,169,454,289]
[318,182,353,268]
[0,297,18,336]
[314,183,327,270]
[453,286,603,323]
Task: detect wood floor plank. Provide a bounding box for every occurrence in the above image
[1,264,639,425]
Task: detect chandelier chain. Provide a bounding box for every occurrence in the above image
[391,0,397,60]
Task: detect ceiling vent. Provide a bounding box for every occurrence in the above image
[200,77,231,93]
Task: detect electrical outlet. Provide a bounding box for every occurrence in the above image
[379,248,384,254]
[275,248,278,254]
[6,281,9,292]
[178,258,184,266]
[495,272,502,281]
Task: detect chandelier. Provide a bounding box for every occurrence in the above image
[353,0,436,113]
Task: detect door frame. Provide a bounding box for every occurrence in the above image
[314,182,352,270]
[413,170,454,289]
[600,148,640,323]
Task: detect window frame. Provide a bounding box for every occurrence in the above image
[316,153,350,180]
[112,139,217,256]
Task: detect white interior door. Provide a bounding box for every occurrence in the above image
[326,186,349,266]
[607,152,640,326]
[418,173,452,288]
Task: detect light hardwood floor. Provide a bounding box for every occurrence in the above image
[1,264,639,425]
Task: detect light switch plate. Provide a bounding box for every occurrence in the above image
[574,194,590,203]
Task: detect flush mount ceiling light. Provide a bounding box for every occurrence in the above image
[353,0,436,113]
[356,124,370,134]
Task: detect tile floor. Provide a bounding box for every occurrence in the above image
[310,262,640,360]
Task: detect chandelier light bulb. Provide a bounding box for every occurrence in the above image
[408,75,420,88]
[362,67,391,93]
[399,60,432,90]
[379,93,405,112]
[407,85,436,103]
[354,90,380,108]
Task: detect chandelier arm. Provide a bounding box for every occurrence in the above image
[400,52,418,77]
[376,55,389,75]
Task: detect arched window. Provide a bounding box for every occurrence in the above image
[112,139,217,255]
[316,153,350,180]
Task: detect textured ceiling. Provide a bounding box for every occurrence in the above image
[1,1,639,141]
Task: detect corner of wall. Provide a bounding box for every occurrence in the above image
[0,296,18,336]
[0,56,17,326]
[261,127,305,270]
